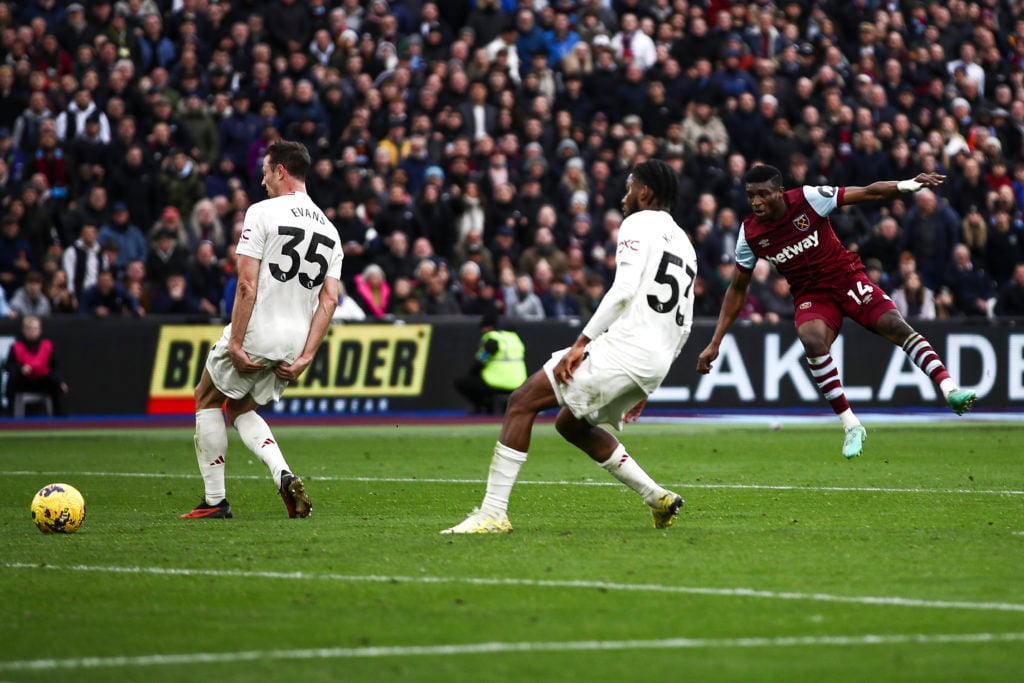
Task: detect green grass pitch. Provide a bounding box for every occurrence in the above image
[1,421,1023,682]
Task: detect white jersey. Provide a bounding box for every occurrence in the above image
[231,191,344,362]
[583,209,697,391]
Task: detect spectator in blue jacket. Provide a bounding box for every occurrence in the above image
[514,8,548,66]
[78,268,141,317]
[98,202,148,268]
[218,91,264,177]
[900,188,961,291]
[945,243,997,318]
[541,277,581,320]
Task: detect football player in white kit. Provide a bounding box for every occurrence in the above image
[181,140,344,519]
[443,159,698,534]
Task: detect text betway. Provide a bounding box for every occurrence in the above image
[766,230,819,265]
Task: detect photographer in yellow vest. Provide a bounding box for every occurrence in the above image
[455,313,528,414]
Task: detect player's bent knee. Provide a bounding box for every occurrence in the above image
[875,310,913,343]
[195,382,224,411]
[506,377,555,417]
[554,412,586,441]
[505,386,530,415]
[224,397,257,424]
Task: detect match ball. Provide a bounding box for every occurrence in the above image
[30,483,86,534]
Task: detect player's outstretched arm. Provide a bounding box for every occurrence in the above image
[842,172,946,204]
[696,268,753,374]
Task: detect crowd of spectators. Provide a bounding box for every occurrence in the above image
[1,0,1024,326]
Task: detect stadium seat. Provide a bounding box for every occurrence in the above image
[13,392,53,418]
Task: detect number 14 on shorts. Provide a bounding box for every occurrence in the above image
[846,280,876,306]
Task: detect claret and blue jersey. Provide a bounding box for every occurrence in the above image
[734,186,866,298]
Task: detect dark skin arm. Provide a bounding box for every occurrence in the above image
[842,172,945,204]
[696,268,753,374]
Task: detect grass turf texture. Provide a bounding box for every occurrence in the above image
[1,421,1023,682]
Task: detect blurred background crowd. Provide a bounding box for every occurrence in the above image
[1,0,1023,325]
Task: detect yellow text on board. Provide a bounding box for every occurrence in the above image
[148,324,432,398]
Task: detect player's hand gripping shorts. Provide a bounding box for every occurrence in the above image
[542,341,648,431]
[205,331,289,405]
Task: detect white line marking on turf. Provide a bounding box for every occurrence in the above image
[2,632,1023,671]
[4,562,1024,613]
[4,471,1022,496]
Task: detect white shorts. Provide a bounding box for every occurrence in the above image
[205,331,288,405]
[542,343,647,431]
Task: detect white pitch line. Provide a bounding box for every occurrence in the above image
[2,631,1023,672]
[4,471,1023,496]
[4,562,1024,613]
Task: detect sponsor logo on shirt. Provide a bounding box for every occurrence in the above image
[240,228,252,242]
[618,239,639,253]
[766,230,820,265]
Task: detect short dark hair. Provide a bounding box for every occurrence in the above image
[631,159,679,211]
[266,140,311,181]
[744,164,783,187]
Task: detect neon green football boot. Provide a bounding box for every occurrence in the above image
[842,425,867,459]
[947,389,977,416]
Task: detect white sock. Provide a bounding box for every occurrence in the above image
[195,408,228,505]
[481,441,527,517]
[939,378,957,399]
[599,443,662,506]
[837,408,861,429]
[234,410,289,488]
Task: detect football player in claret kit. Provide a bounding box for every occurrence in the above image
[697,164,976,459]
[181,140,344,519]
[443,159,698,534]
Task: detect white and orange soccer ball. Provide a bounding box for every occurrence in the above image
[31,483,86,534]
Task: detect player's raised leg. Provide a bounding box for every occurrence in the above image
[901,330,977,414]
[875,311,978,416]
